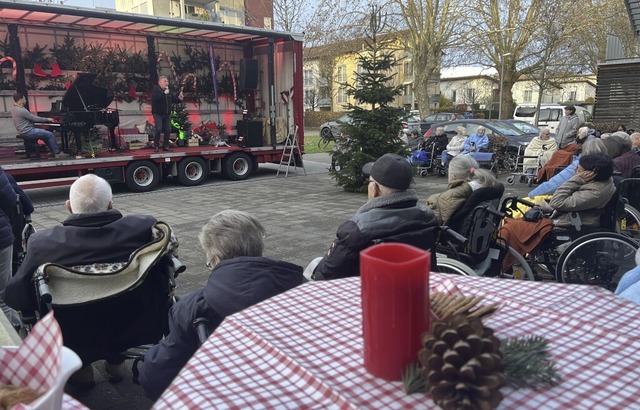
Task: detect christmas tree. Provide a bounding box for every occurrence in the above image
[330,5,407,192]
[171,102,192,143]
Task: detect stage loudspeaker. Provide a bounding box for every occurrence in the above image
[239,59,258,89]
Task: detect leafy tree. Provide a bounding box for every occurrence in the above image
[330,5,407,192]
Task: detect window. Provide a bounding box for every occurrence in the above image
[464,88,476,102]
[337,87,348,104]
[569,91,577,101]
[539,108,562,122]
[524,90,533,103]
[303,69,313,87]
[403,60,413,77]
[450,90,457,102]
[354,65,365,88]
[337,65,347,83]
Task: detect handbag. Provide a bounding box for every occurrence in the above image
[523,207,544,222]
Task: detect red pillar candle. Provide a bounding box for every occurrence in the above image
[360,243,431,381]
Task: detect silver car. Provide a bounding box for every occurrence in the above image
[319,114,352,140]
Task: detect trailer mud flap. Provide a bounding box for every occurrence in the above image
[93,167,124,183]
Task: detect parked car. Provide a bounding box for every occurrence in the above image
[426,119,535,170]
[512,104,592,133]
[405,112,464,134]
[319,114,353,140]
[497,119,539,135]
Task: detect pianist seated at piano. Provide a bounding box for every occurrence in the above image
[11,92,68,159]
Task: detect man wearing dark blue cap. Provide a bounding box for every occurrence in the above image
[309,153,438,280]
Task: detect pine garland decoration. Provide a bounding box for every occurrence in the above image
[402,362,426,394]
[501,336,561,389]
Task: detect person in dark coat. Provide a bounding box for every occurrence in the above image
[0,166,21,327]
[308,153,438,280]
[6,174,177,388]
[151,75,183,152]
[5,172,34,276]
[613,133,640,177]
[140,210,304,400]
[423,126,449,156]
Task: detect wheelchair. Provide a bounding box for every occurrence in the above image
[409,142,446,177]
[26,222,184,383]
[617,177,640,242]
[500,190,638,290]
[434,183,536,280]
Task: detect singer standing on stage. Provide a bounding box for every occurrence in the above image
[151,76,184,152]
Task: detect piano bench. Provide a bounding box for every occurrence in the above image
[16,134,45,160]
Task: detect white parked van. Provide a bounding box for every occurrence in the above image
[513,104,592,133]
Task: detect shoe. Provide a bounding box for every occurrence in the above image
[162,147,172,152]
[53,152,70,158]
[104,361,125,383]
[68,365,96,390]
[154,147,159,152]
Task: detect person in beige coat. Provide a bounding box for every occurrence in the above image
[500,153,616,269]
[544,153,616,228]
[427,155,498,225]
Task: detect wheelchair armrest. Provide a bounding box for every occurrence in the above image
[192,317,210,346]
[35,275,52,304]
[439,226,468,247]
[500,196,536,214]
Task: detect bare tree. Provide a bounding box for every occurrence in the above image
[466,0,589,119]
[567,0,640,74]
[304,88,320,110]
[304,0,369,47]
[387,0,471,115]
[273,0,311,32]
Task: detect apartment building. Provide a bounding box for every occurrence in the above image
[115,0,273,28]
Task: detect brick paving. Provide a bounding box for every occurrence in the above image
[22,153,531,409]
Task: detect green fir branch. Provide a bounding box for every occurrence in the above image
[501,336,562,389]
[402,362,425,394]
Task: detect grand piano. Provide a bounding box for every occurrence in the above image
[38,73,120,153]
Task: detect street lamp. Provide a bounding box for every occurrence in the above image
[498,53,511,120]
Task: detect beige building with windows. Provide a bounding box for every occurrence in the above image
[115,0,273,28]
[511,75,597,105]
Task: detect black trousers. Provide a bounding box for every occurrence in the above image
[153,113,171,148]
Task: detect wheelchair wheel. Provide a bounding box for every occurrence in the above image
[619,204,640,242]
[556,232,638,290]
[506,175,515,185]
[500,246,535,280]
[436,258,477,276]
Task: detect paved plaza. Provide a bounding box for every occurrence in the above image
[23,153,531,409]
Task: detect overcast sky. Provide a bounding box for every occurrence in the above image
[62,0,115,8]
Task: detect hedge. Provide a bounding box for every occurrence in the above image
[304,111,346,128]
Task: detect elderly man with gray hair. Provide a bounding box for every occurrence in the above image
[461,126,489,155]
[307,153,438,281]
[140,210,304,400]
[6,173,176,388]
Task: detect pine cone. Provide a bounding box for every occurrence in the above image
[419,314,505,410]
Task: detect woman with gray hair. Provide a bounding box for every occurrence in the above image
[140,209,304,400]
[427,155,497,225]
[441,126,467,167]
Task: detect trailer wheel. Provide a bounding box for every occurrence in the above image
[178,157,208,186]
[125,161,160,192]
[223,152,252,180]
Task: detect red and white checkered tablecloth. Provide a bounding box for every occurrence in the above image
[63,395,88,409]
[153,274,640,409]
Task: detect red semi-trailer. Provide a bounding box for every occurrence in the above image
[0,1,303,192]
